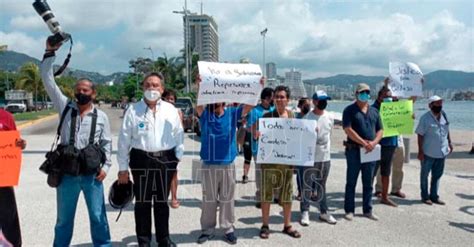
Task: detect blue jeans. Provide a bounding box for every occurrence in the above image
[344,148,376,214]
[420,155,445,201]
[54,175,111,247]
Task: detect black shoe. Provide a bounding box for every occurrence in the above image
[256,202,261,209]
[158,237,176,247]
[224,232,237,245]
[197,233,215,244]
[432,199,446,205]
[242,175,248,184]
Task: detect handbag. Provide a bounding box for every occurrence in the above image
[39,102,72,187]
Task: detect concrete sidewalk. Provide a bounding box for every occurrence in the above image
[14,127,473,246]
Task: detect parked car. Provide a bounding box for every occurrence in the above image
[182,107,200,136]
[6,100,27,113]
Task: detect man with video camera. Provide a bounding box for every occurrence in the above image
[40,39,112,246]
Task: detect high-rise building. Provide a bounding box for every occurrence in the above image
[266,62,277,79]
[285,68,307,99]
[185,14,219,62]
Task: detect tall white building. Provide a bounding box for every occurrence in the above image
[285,68,307,99]
[185,14,219,61]
[266,62,277,79]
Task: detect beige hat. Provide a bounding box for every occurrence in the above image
[355,83,370,93]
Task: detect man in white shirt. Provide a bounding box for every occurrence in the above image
[117,72,184,247]
[300,90,337,226]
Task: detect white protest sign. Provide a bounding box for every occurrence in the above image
[388,62,423,97]
[257,118,317,167]
[197,61,263,106]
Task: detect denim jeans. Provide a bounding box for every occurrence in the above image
[300,161,331,214]
[344,148,376,214]
[420,155,446,201]
[54,175,111,247]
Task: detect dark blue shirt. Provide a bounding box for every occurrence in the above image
[342,102,382,144]
[200,106,243,165]
[372,101,398,147]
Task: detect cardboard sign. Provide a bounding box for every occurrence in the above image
[257,118,317,166]
[0,131,22,187]
[388,62,423,97]
[197,61,263,106]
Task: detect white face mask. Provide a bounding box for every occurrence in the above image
[144,90,161,102]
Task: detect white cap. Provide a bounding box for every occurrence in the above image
[428,95,442,104]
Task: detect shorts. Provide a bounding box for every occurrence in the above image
[261,164,293,205]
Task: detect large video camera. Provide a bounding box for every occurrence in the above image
[32,0,71,47]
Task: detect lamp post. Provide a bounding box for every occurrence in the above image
[173,0,196,94]
[260,28,268,78]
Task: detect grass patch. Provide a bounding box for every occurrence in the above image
[13,109,56,121]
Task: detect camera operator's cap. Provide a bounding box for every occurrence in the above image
[355,83,370,93]
[428,95,443,104]
[312,90,331,100]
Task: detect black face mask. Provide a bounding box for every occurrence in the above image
[75,93,92,105]
[431,105,442,114]
[317,100,328,110]
[301,105,310,115]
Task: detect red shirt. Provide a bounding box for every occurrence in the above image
[0,109,17,131]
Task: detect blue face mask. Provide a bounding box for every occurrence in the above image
[383,97,393,102]
[357,92,370,102]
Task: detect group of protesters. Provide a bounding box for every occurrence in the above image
[0,38,453,247]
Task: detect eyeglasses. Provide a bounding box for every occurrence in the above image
[274,95,287,99]
[359,90,370,94]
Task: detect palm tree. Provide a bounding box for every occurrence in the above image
[16,62,41,111]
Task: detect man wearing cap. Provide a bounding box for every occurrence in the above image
[416,95,452,205]
[342,83,383,221]
[300,90,336,226]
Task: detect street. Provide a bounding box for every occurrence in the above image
[14,105,474,246]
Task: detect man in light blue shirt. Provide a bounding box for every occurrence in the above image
[416,95,452,205]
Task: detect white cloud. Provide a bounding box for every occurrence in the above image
[1,0,472,77]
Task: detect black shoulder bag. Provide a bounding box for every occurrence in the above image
[80,108,106,175]
[39,102,72,187]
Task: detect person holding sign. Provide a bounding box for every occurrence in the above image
[300,91,337,226]
[371,86,398,207]
[416,96,452,205]
[41,40,113,246]
[245,87,275,207]
[194,76,260,245]
[0,109,26,247]
[258,86,301,239]
[342,83,383,221]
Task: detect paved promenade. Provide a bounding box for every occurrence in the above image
[14,106,474,246]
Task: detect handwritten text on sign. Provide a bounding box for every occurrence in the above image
[257,118,317,167]
[380,100,414,137]
[197,61,262,106]
[388,62,423,97]
[0,131,22,187]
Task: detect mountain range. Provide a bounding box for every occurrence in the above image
[0,50,127,84]
[1,50,472,89]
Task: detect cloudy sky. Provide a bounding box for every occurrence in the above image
[1,0,472,78]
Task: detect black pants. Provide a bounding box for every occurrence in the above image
[129,149,178,245]
[374,146,397,177]
[0,187,22,247]
[243,132,253,164]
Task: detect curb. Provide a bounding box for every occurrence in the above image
[17,113,58,130]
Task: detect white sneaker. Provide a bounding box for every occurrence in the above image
[344,212,354,221]
[363,212,379,221]
[300,211,310,226]
[319,213,337,225]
